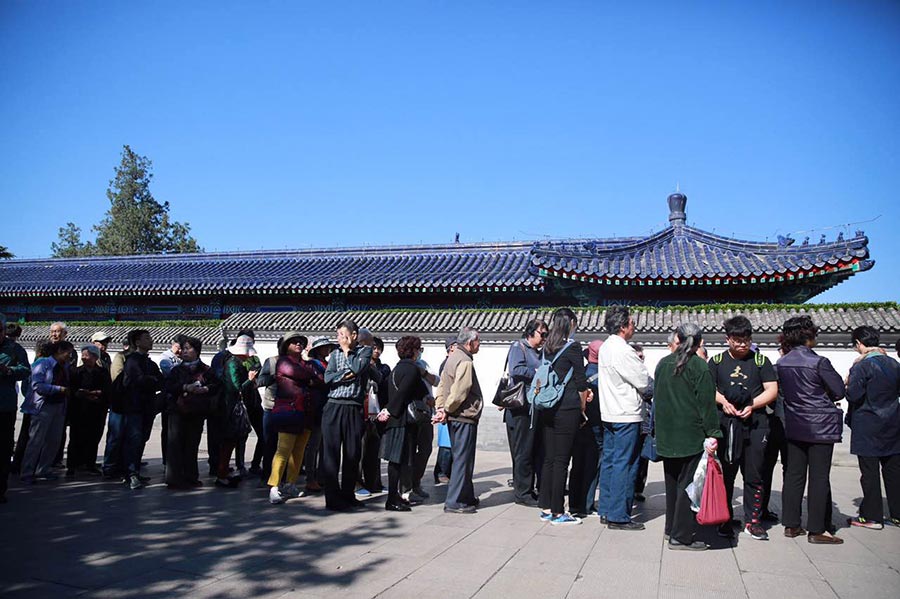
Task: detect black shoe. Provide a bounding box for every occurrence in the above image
[326,502,351,512]
[668,539,708,551]
[65,469,76,477]
[762,510,779,523]
[571,512,589,519]
[507,478,514,487]
[608,521,645,531]
[634,493,646,502]
[386,501,412,512]
[444,505,477,514]
[717,523,736,538]
[140,461,148,467]
[214,477,239,489]
[348,498,365,509]
[515,497,540,508]
[470,497,480,508]
[599,515,608,525]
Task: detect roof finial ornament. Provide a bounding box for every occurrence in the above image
[667,190,687,227]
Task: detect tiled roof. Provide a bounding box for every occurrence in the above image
[17,325,223,351]
[530,226,873,283]
[0,242,541,297]
[15,306,897,351]
[0,228,872,299]
[217,306,900,347]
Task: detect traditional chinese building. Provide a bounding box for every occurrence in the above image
[0,193,874,322]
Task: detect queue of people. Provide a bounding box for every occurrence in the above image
[1,310,898,553]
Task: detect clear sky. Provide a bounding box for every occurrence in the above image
[1,1,897,303]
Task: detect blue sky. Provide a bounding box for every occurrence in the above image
[1,1,897,303]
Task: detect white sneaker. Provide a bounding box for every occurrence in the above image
[269,486,286,504]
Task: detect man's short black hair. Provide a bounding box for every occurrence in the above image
[724,316,753,338]
[851,325,880,349]
[127,329,150,347]
[604,306,631,335]
[337,319,359,334]
[373,336,384,352]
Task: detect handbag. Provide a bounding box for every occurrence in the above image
[391,370,432,425]
[640,434,659,462]
[492,342,528,410]
[696,456,730,526]
[227,399,253,438]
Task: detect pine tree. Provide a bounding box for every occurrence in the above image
[52,145,201,257]
[0,245,14,259]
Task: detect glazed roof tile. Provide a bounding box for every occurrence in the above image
[530,227,873,282]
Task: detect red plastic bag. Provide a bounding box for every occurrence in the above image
[697,456,730,526]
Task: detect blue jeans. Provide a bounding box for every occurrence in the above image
[598,421,641,523]
[103,412,144,476]
[584,424,605,513]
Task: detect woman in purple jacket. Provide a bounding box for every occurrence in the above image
[776,316,846,544]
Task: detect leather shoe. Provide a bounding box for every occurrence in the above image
[784,527,807,538]
[668,539,708,551]
[515,497,540,508]
[608,521,645,531]
[808,532,843,544]
[385,501,411,512]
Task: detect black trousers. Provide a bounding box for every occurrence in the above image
[569,423,599,514]
[206,413,222,473]
[0,412,14,498]
[320,402,365,507]
[719,425,767,524]
[664,453,704,544]
[761,415,786,513]
[539,407,581,515]
[67,400,107,470]
[165,412,205,486]
[11,412,31,474]
[446,420,478,509]
[858,454,900,523]
[783,440,834,534]
[360,419,383,491]
[401,420,434,493]
[506,408,537,502]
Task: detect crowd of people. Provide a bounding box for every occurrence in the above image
[0,309,898,552]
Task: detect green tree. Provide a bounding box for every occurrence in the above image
[0,245,14,259]
[52,145,202,257]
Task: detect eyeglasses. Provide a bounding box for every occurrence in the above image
[728,336,752,346]
[539,331,548,338]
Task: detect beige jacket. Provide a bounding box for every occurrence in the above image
[435,347,483,424]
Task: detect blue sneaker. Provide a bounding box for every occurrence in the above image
[550,513,582,526]
[355,488,372,498]
[540,511,553,521]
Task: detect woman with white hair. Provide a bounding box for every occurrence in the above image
[654,323,721,551]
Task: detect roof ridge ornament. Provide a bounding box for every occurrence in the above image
[667,192,687,227]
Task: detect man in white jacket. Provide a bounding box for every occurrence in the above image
[597,306,651,530]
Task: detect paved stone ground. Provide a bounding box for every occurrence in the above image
[2,428,899,599]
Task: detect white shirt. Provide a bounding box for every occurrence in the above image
[597,334,650,423]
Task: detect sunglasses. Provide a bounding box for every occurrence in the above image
[538,331,548,338]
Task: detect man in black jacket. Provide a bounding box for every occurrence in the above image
[121,330,163,489]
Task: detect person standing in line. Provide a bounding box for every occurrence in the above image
[433,337,457,484]
[48,322,74,469]
[359,336,390,497]
[378,335,430,512]
[505,319,547,507]
[89,332,113,371]
[537,308,592,526]
[401,344,440,503]
[434,327,483,514]
[157,335,184,467]
[777,315,845,544]
[654,323,721,551]
[268,333,324,504]
[215,334,257,488]
[20,340,73,483]
[707,316,778,541]
[256,336,284,486]
[597,306,651,530]
[102,338,132,479]
[845,325,900,529]
[66,345,111,476]
[631,343,654,503]
[321,322,381,511]
[0,314,30,502]
[570,339,603,517]
[165,336,220,490]
[230,332,262,477]
[303,336,336,494]
[121,330,164,490]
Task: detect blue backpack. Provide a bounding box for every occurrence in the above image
[529,340,575,412]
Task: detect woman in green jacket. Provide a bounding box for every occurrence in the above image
[654,323,721,551]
